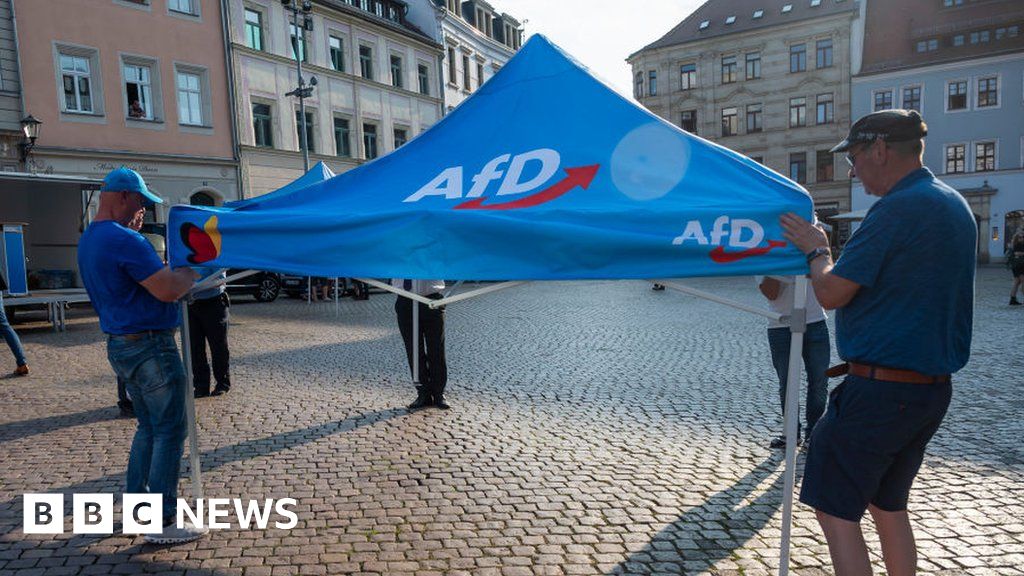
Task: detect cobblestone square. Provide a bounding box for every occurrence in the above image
[1,268,1021,575]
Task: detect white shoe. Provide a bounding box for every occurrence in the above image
[143,520,208,545]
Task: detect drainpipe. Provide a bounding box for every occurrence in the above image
[434,4,447,117]
[221,0,244,200]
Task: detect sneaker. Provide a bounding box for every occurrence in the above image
[1011,297,1021,306]
[14,364,29,376]
[407,388,432,411]
[769,434,802,450]
[433,394,451,410]
[210,385,230,397]
[143,519,208,545]
[652,284,665,291]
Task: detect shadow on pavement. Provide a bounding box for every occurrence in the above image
[0,407,122,444]
[610,453,786,575]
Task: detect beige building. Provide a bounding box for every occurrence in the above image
[230,0,443,197]
[13,0,239,215]
[0,0,22,171]
[628,0,861,228]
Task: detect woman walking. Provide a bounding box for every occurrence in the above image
[1009,229,1024,306]
[0,275,29,375]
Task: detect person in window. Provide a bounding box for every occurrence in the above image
[128,99,145,119]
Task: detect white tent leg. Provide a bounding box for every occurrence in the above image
[779,275,808,576]
[412,295,420,385]
[179,301,203,500]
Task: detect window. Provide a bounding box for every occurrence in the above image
[753,9,764,18]
[177,71,203,125]
[375,1,384,18]
[745,52,761,80]
[746,104,762,133]
[721,107,738,136]
[168,0,195,15]
[680,63,696,90]
[902,86,921,112]
[330,36,345,72]
[123,63,154,120]
[944,0,964,5]
[245,8,264,51]
[954,34,964,46]
[635,71,643,98]
[334,117,351,156]
[296,110,314,153]
[394,128,407,148]
[816,93,834,124]
[680,110,697,133]
[253,102,273,147]
[945,144,965,174]
[477,62,484,89]
[790,44,806,73]
[359,45,374,80]
[816,39,833,68]
[811,0,821,6]
[649,70,657,96]
[290,23,307,62]
[699,20,709,30]
[721,55,737,84]
[790,97,806,127]
[390,55,403,88]
[975,141,995,171]
[917,39,939,52]
[363,123,378,159]
[816,150,833,182]
[789,152,807,184]
[725,15,736,24]
[750,155,764,164]
[782,4,793,13]
[359,0,368,9]
[418,64,430,95]
[447,47,456,84]
[978,76,998,107]
[947,81,967,110]
[873,90,893,111]
[60,53,93,113]
[462,54,470,88]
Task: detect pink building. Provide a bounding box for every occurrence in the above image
[13,0,239,218]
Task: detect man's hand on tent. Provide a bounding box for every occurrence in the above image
[779,213,860,310]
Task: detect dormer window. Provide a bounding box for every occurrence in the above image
[811,0,821,6]
[782,5,793,13]
[699,20,709,30]
[753,9,764,18]
[725,15,736,24]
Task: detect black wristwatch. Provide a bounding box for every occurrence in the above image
[805,246,831,264]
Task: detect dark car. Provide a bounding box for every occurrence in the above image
[225,269,282,302]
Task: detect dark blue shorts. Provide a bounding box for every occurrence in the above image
[799,374,952,522]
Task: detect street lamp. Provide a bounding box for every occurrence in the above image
[19,114,41,166]
[282,0,316,172]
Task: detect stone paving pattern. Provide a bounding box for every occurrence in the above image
[0,268,1021,575]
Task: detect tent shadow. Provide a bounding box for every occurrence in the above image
[0,407,122,444]
[609,453,786,575]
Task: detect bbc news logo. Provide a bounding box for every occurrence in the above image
[23,494,299,534]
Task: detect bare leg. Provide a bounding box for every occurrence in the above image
[817,509,873,576]
[869,505,916,576]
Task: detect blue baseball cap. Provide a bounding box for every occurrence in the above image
[100,167,163,206]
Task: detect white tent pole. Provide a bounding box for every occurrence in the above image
[656,279,784,322]
[412,290,420,385]
[779,274,808,576]
[179,301,203,500]
[358,278,435,305]
[431,281,526,308]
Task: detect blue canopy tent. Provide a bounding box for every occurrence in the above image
[223,161,335,210]
[170,35,814,575]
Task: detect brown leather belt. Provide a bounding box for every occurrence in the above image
[110,329,174,342]
[827,362,950,384]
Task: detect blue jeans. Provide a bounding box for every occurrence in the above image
[106,331,187,521]
[767,320,830,436]
[0,294,27,367]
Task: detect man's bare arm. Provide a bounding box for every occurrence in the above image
[140,267,197,303]
[779,212,861,310]
[759,277,781,301]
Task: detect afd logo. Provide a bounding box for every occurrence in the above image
[404,148,599,210]
[673,216,787,263]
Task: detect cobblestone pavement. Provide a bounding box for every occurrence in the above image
[0,267,1021,575]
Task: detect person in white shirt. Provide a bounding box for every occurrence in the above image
[756,275,831,449]
[392,279,449,410]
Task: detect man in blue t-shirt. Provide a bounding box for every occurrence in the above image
[78,167,206,545]
[781,110,975,576]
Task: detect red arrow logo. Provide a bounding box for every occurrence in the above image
[709,240,788,263]
[454,164,600,211]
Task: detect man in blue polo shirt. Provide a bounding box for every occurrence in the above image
[78,167,206,545]
[781,110,975,576]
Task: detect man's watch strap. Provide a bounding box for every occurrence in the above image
[805,246,831,264]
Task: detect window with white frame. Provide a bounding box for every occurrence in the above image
[977,76,998,107]
[334,116,351,156]
[330,36,345,72]
[902,85,922,112]
[947,80,968,110]
[417,63,430,95]
[680,63,696,90]
[124,61,155,120]
[252,101,273,147]
[721,107,738,136]
[393,127,408,148]
[790,96,807,127]
[168,0,196,15]
[176,70,203,125]
[477,61,485,89]
[975,141,996,171]
[390,54,403,89]
[59,52,94,113]
[291,24,307,62]
[816,93,834,124]
[359,45,374,80]
[296,109,315,153]
[363,122,378,159]
[245,8,264,51]
[462,53,470,89]
[945,144,965,174]
[873,89,893,111]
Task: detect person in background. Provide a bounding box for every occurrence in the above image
[392,279,449,410]
[756,273,830,449]
[1008,228,1024,305]
[78,167,206,544]
[189,268,231,398]
[0,272,28,376]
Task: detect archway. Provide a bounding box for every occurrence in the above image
[190,190,219,206]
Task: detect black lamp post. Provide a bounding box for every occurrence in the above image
[19,114,41,166]
[282,0,316,172]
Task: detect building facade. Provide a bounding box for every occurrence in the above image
[0,0,22,171]
[230,0,443,197]
[851,0,1024,263]
[12,0,239,216]
[405,0,522,113]
[628,0,861,235]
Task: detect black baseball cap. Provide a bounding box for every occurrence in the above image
[830,109,928,153]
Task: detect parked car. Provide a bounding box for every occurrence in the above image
[225,269,282,302]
